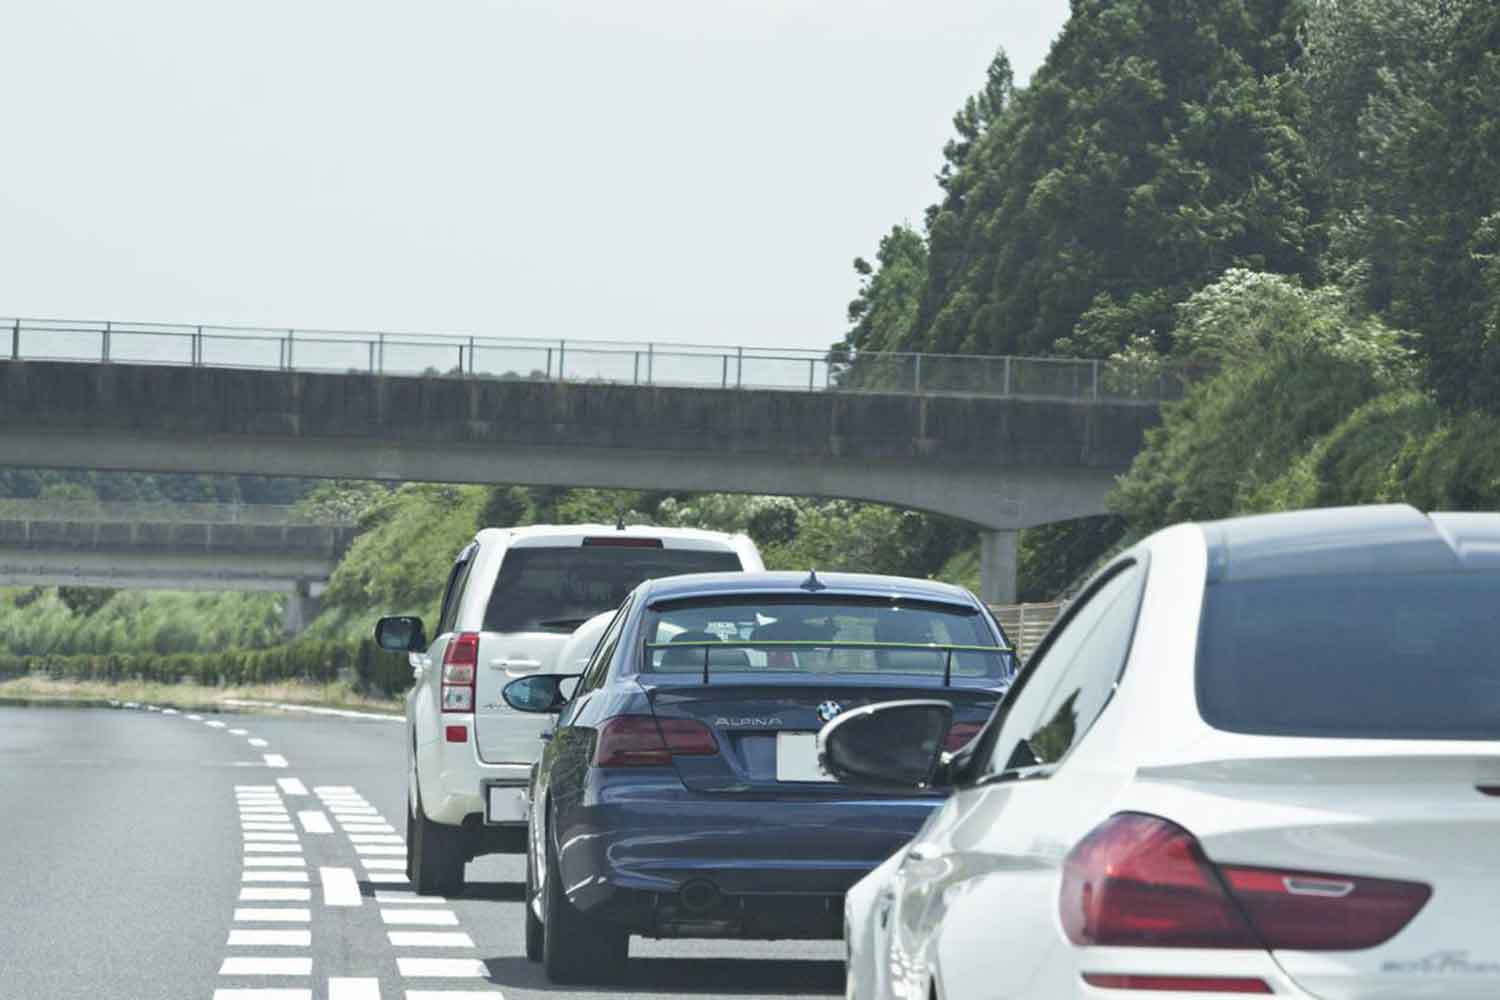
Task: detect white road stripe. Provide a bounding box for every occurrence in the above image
[341,824,398,834]
[404,993,504,1000]
[365,872,411,883]
[277,777,309,796]
[394,958,486,978]
[186,714,202,721]
[244,856,305,867]
[242,871,311,883]
[319,866,363,907]
[219,957,313,976]
[213,990,311,1000]
[245,843,304,853]
[329,979,382,1000]
[297,811,333,835]
[241,823,295,832]
[355,844,407,856]
[243,832,300,842]
[160,708,177,715]
[248,738,269,747]
[349,835,405,844]
[313,785,357,794]
[361,858,408,870]
[229,728,248,735]
[239,887,312,902]
[206,720,227,728]
[235,785,276,791]
[381,909,458,926]
[374,892,447,905]
[234,908,311,923]
[387,931,475,948]
[263,753,289,768]
[227,929,312,947]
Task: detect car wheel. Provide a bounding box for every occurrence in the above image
[523,836,544,962]
[410,784,465,896]
[541,812,627,983]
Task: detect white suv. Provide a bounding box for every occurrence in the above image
[374,524,763,894]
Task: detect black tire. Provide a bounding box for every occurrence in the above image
[542,813,627,983]
[409,787,466,896]
[524,838,544,962]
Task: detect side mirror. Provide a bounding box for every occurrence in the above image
[817,699,953,791]
[503,674,581,714]
[375,616,426,652]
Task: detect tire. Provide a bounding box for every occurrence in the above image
[524,837,544,962]
[409,786,466,896]
[542,812,627,983]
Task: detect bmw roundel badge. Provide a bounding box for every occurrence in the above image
[816,700,844,723]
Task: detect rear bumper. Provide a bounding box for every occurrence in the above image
[418,726,531,831]
[555,773,941,938]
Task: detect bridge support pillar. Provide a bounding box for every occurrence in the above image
[283,582,321,637]
[979,529,1019,606]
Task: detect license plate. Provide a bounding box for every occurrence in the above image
[775,731,834,783]
[484,784,529,825]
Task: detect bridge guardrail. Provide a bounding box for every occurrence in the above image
[0,499,354,526]
[2,317,1188,403]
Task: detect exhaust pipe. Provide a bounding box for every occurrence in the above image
[679,880,721,914]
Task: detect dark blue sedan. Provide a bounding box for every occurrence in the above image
[502,570,1015,984]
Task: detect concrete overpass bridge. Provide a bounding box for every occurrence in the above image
[0,500,358,634]
[0,319,1181,601]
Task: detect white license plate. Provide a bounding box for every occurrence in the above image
[775,731,835,783]
[484,784,529,825]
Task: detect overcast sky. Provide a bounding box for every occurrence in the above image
[1,1,1069,351]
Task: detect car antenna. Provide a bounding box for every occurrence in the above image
[801,569,826,592]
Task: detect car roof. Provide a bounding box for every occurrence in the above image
[473,523,745,545]
[1198,504,1500,583]
[637,570,983,607]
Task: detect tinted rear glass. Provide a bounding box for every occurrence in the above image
[1197,572,1500,739]
[483,547,741,633]
[641,597,1013,679]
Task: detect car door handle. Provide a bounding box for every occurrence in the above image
[539,728,554,742]
[495,658,542,676]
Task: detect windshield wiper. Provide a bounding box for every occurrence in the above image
[537,616,591,629]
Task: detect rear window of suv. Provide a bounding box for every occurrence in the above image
[1197,571,1500,739]
[483,545,741,633]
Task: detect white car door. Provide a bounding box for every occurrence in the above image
[875,558,1149,1000]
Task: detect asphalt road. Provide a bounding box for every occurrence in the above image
[0,703,843,1000]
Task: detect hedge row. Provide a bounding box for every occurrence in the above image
[0,637,412,696]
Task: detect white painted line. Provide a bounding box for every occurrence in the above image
[355,844,407,856]
[313,785,358,794]
[297,811,333,835]
[329,979,382,1000]
[242,871,311,883]
[242,842,303,853]
[239,812,292,819]
[277,777,309,796]
[236,785,276,791]
[243,832,300,842]
[241,823,296,832]
[213,991,311,1000]
[361,858,408,870]
[227,929,312,947]
[248,738,269,747]
[263,753,289,768]
[330,808,381,817]
[320,866,363,907]
[233,908,311,923]
[238,806,290,813]
[394,958,486,978]
[365,872,411,884]
[244,855,305,867]
[239,887,313,902]
[186,714,202,721]
[405,994,505,1000]
[219,957,313,976]
[222,698,403,722]
[381,908,458,926]
[206,720,227,728]
[349,835,405,844]
[161,708,178,715]
[374,891,448,905]
[341,825,398,835]
[229,728,248,735]
[387,931,475,948]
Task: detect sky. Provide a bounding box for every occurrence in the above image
[1,1,1070,351]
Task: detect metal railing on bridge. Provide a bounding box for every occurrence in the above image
[2,317,1187,403]
[0,499,354,527]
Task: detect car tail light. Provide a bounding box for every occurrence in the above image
[943,722,983,752]
[593,715,718,767]
[582,536,663,548]
[1061,813,1431,952]
[441,632,478,713]
[1081,974,1271,993]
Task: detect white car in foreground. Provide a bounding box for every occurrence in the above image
[375,523,762,894]
[826,505,1500,1000]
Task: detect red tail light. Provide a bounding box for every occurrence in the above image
[594,715,718,767]
[943,722,983,752]
[441,632,478,713]
[1082,974,1271,993]
[1061,813,1431,951]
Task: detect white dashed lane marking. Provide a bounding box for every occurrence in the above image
[240,843,303,853]
[244,833,300,843]
[319,867,363,907]
[239,887,313,902]
[380,909,459,926]
[394,958,487,978]
[244,856,306,867]
[405,992,504,999]
[297,811,332,834]
[227,929,312,947]
[212,990,311,1000]
[354,845,407,856]
[219,957,314,976]
[374,892,446,905]
[248,738,269,748]
[361,858,408,871]
[387,931,475,948]
[233,908,311,923]
[241,871,311,883]
[328,979,382,1000]
[228,728,247,735]
[263,753,289,768]
[349,835,404,844]
[277,777,308,796]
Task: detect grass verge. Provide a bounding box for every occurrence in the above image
[0,674,403,715]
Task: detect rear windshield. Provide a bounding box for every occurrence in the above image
[1197,572,1500,739]
[483,546,741,633]
[640,597,1013,679]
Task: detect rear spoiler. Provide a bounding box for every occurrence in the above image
[641,639,1012,686]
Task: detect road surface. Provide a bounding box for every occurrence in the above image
[0,704,843,1000]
